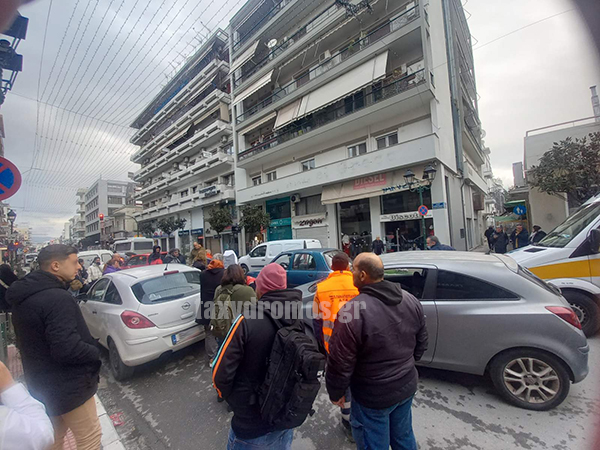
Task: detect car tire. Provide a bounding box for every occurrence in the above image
[241,264,249,275]
[490,349,570,411]
[562,290,599,337]
[109,339,135,381]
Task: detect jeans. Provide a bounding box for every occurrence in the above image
[350,395,417,450]
[205,326,223,363]
[227,428,293,450]
[49,396,102,450]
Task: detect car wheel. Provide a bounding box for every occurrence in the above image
[490,349,570,411]
[108,339,135,381]
[241,264,249,275]
[562,290,599,337]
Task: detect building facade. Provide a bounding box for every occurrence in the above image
[130,30,236,255]
[83,179,136,247]
[229,0,488,253]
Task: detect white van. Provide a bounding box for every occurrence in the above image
[239,239,322,274]
[78,250,114,269]
[113,238,155,255]
[510,193,600,337]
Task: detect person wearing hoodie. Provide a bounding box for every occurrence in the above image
[196,254,225,363]
[212,263,300,449]
[148,245,163,264]
[6,244,102,450]
[164,248,186,264]
[326,253,428,450]
[223,249,238,269]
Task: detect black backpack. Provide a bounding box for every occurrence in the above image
[259,313,326,430]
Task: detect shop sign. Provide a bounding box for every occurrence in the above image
[178,228,204,236]
[200,185,219,198]
[432,202,446,209]
[353,174,387,190]
[380,210,433,222]
[270,217,292,227]
[292,214,327,229]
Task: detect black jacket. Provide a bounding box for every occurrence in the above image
[148,246,163,263]
[484,227,495,240]
[372,239,385,255]
[196,267,224,326]
[491,232,509,254]
[530,230,547,244]
[510,230,530,249]
[0,265,18,311]
[212,289,303,439]
[326,280,428,410]
[6,271,101,416]
[164,254,186,264]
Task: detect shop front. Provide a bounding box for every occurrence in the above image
[339,199,372,258]
[292,213,329,247]
[380,189,433,251]
[266,197,292,240]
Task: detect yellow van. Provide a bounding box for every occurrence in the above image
[510,194,600,336]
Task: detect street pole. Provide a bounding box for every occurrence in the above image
[418,186,426,250]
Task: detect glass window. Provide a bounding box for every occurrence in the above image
[181,189,189,198]
[266,199,291,220]
[384,268,429,299]
[252,176,262,186]
[273,253,291,269]
[127,255,146,266]
[89,278,110,302]
[301,159,315,171]
[381,189,432,215]
[133,241,154,251]
[250,245,267,257]
[538,202,600,248]
[323,250,344,269]
[295,195,326,216]
[348,143,367,158]
[266,171,277,182]
[436,270,518,300]
[131,271,201,304]
[376,133,399,150]
[101,253,112,263]
[104,283,123,305]
[292,253,317,271]
[115,242,131,252]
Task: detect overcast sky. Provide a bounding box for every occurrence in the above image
[1,0,599,241]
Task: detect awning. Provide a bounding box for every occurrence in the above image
[239,111,277,134]
[230,40,260,74]
[295,51,388,121]
[274,99,302,129]
[235,69,274,105]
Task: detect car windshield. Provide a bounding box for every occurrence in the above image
[131,271,200,304]
[323,250,344,269]
[537,202,600,248]
[79,255,98,268]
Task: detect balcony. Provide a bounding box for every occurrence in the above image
[238,68,426,162]
[465,161,487,194]
[134,119,232,181]
[235,4,420,125]
[483,167,493,178]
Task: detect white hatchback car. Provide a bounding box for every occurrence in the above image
[79,265,205,380]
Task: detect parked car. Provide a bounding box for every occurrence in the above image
[298,251,588,411]
[250,248,344,288]
[78,265,204,380]
[239,239,322,274]
[123,252,168,269]
[113,237,156,255]
[78,250,113,269]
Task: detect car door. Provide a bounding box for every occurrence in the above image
[267,244,283,264]
[93,281,125,347]
[79,278,111,339]
[383,266,438,364]
[432,269,520,373]
[288,252,318,288]
[248,245,267,270]
[272,253,293,284]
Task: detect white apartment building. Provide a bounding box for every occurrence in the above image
[71,188,86,245]
[130,30,236,255]
[230,0,488,253]
[84,179,136,246]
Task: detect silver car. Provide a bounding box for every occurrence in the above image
[300,251,589,411]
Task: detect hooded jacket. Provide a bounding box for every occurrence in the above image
[212,288,302,439]
[6,270,101,416]
[148,246,163,264]
[325,280,428,410]
[196,265,224,326]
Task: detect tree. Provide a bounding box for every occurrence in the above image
[207,207,233,235]
[157,217,187,236]
[239,205,270,239]
[529,132,600,206]
[139,221,156,238]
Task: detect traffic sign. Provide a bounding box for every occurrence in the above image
[0,157,21,201]
[513,205,527,216]
[418,205,429,216]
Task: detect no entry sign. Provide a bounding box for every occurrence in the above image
[0,157,22,201]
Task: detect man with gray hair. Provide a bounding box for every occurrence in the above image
[426,236,455,251]
[326,253,428,449]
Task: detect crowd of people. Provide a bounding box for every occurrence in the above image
[484,223,546,254]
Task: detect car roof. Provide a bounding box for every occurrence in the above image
[78,250,112,255]
[380,251,513,268]
[106,264,198,283]
[284,248,339,254]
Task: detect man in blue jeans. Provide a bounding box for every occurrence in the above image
[326,253,428,449]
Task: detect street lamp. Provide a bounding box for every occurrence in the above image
[7,209,16,235]
[403,164,437,249]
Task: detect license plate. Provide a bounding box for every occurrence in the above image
[171,326,201,345]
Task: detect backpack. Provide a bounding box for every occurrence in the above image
[259,313,326,430]
[211,285,241,338]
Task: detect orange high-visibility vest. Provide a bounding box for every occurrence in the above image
[314,270,359,353]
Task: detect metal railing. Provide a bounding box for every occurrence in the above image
[235,4,419,124]
[233,0,290,53]
[238,68,425,161]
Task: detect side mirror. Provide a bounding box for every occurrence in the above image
[590,229,600,254]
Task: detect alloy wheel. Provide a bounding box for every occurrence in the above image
[569,302,587,326]
[503,357,560,404]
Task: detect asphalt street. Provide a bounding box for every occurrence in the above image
[98,335,600,450]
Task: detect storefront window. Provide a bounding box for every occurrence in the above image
[266,198,291,219]
[339,199,372,258]
[381,189,432,214]
[295,195,326,216]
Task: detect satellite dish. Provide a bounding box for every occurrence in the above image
[267,39,278,49]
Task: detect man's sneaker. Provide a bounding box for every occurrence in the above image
[342,419,355,444]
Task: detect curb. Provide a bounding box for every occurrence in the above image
[95,395,126,450]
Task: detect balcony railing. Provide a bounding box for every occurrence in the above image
[233,0,291,53]
[238,68,425,161]
[236,4,419,124]
[233,4,340,88]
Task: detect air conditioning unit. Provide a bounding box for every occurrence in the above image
[291,193,302,203]
[319,50,331,62]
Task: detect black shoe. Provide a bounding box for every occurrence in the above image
[217,396,224,403]
[342,420,355,444]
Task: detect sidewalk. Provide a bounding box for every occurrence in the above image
[7,345,125,450]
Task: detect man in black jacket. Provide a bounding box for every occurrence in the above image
[491,225,509,254]
[212,263,298,449]
[7,244,102,450]
[196,254,225,364]
[326,253,428,450]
